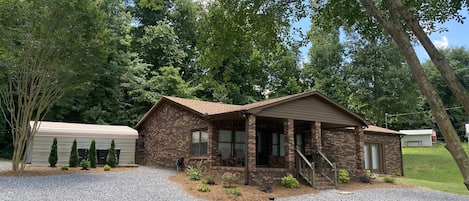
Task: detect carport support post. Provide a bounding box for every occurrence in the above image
[284,118,295,171]
[245,114,256,185]
[355,126,365,174]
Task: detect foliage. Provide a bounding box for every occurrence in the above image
[197,183,211,192]
[221,172,238,188]
[61,165,69,171]
[367,172,378,179]
[402,144,469,195]
[223,187,242,196]
[338,169,350,183]
[107,139,117,168]
[383,175,396,184]
[185,164,202,181]
[281,174,300,188]
[202,175,216,185]
[69,139,79,167]
[104,164,111,171]
[48,138,58,167]
[80,159,90,170]
[88,139,97,168]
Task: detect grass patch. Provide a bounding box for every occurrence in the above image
[402,142,469,195]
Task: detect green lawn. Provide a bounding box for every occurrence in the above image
[400,142,469,195]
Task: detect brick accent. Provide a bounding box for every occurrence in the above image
[247,115,256,173]
[284,118,295,171]
[321,130,358,175]
[355,127,365,174]
[136,102,208,168]
[313,121,322,152]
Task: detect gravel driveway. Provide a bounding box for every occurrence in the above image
[1,160,469,201]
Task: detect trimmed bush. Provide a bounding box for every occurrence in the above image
[281,174,299,188]
[223,187,241,196]
[383,175,396,184]
[222,172,238,188]
[69,139,79,167]
[48,137,58,167]
[104,164,111,171]
[80,159,90,170]
[338,169,350,183]
[197,183,210,192]
[88,139,97,168]
[203,175,216,185]
[106,139,117,167]
[61,165,69,170]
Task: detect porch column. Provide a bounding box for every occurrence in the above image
[207,122,215,168]
[312,121,322,152]
[284,118,294,171]
[355,126,365,174]
[246,114,256,183]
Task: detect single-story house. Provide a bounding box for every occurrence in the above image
[29,121,138,166]
[135,91,404,188]
[399,129,435,147]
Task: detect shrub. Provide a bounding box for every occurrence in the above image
[106,139,117,167]
[366,172,378,179]
[48,137,58,167]
[203,175,216,185]
[223,187,241,196]
[186,165,202,181]
[61,165,69,170]
[88,139,97,168]
[197,183,210,192]
[281,174,299,188]
[69,139,79,167]
[383,175,396,184]
[104,164,111,171]
[221,172,238,188]
[80,159,90,170]
[338,169,350,183]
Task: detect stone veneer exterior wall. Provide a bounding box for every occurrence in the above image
[136,101,209,167]
[365,133,403,176]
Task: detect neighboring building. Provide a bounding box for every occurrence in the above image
[466,124,469,141]
[29,121,138,166]
[399,129,435,147]
[136,91,404,188]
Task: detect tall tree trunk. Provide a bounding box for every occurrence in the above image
[392,0,469,115]
[360,0,469,190]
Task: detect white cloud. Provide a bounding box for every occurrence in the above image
[433,36,449,49]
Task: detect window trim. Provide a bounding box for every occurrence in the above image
[217,129,246,157]
[191,129,208,156]
[364,142,384,173]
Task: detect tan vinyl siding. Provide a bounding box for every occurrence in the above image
[256,96,361,126]
[31,136,136,166]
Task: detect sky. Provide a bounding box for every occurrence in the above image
[295,12,469,64]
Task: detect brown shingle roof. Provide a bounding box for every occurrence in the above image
[164,96,242,115]
[365,125,401,135]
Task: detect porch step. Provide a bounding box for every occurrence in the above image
[313,173,335,190]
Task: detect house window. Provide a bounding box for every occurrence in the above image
[364,142,384,173]
[192,129,208,156]
[217,130,245,157]
[272,133,285,156]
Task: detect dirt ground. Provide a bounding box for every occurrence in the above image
[169,172,410,201]
[0,165,138,176]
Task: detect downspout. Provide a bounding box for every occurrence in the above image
[399,134,404,176]
[244,112,250,185]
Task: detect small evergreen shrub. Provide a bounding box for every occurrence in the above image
[281,174,299,188]
[88,139,97,168]
[80,159,90,170]
[197,183,210,192]
[48,137,58,167]
[69,139,79,167]
[186,165,202,180]
[104,164,111,171]
[338,169,350,183]
[203,175,216,185]
[223,187,241,196]
[61,165,69,170]
[221,172,238,188]
[106,139,117,167]
[383,175,396,184]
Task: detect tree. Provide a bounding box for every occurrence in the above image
[48,138,58,167]
[88,139,97,168]
[313,0,469,189]
[0,0,110,173]
[69,139,79,167]
[107,139,117,168]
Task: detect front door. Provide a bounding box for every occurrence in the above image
[256,130,270,166]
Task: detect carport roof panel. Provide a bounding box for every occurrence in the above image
[30,121,138,139]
